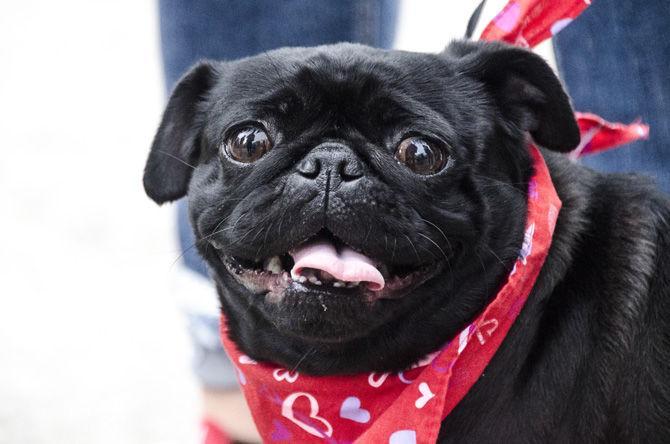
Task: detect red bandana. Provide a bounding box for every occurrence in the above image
[220,145,560,444]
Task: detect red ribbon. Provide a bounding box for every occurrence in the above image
[572,112,649,158]
[480,0,649,157]
[480,0,590,48]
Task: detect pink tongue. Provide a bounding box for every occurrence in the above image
[290,240,385,291]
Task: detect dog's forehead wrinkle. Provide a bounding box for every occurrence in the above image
[227,45,438,103]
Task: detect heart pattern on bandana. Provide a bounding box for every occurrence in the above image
[238,354,257,365]
[273,369,299,383]
[236,367,247,385]
[475,318,500,345]
[398,372,414,384]
[281,392,333,438]
[415,382,435,409]
[389,429,417,444]
[339,396,371,423]
[368,372,390,388]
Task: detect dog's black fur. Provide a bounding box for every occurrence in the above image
[144,41,670,442]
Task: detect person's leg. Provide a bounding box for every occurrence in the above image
[553,0,670,193]
[159,0,399,90]
[157,1,398,441]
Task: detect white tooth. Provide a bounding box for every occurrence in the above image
[263,256,282,274]
[308,275,322,285]
[346,281,359,288]
[298,276,307,283]
[333,281,345,288]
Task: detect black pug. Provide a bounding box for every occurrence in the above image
[144,41,670,442]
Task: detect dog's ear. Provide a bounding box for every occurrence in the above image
[144,60,218,204]
[446,41,580,152]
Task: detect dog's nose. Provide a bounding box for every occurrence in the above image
[296,143,364,182]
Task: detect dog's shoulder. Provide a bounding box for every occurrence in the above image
[545,152,670,440]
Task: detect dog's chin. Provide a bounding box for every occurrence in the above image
[211,233,445,343]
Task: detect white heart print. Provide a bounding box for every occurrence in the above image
[475,318,499,345]
[398,372,414,384]
[389,429,417,444]
[273,368,299,383]
[368,372,390,388]
[415,382,435,409]
[238,355,257,365]
[281,392,333,438]
[339,396,371,423]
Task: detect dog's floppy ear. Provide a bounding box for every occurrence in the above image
[143,60,218,204]
[446,41,580,152]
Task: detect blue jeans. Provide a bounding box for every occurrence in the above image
[553,0,670,193]
[159,0,398,388]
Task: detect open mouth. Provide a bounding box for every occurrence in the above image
[216,230,441,301]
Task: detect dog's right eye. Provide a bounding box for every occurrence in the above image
[395,136,449,175]
[222,126,273,163]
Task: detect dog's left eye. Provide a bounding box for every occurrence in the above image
[222,126,273,163]
[395,136,448,175]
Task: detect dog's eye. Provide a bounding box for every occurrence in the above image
[223,126,272,163]
[395,137,448,175]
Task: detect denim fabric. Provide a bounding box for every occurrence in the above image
[159,0,398,388]
[553,0,670,193]
[159,0,399,278]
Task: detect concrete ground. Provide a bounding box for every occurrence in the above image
[0,1,547,442]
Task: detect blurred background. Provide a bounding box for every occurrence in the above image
[0,1,546,442]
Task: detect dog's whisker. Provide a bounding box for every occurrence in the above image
[224,211,249,236]
[417,232,450,262]
[168,238,208,271]
[420,218,454,255]
[480,243,506,267]
[472,249,489,294]
[157,150,196,169]
[403,234,421,262]
[276,206,289,238]
[290,347,316,373]
[229,212,275,246]
[416,231,455,288]
[206,214,233,238]
[260,225,272,256]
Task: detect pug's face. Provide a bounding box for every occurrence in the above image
[144,42,578,374]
